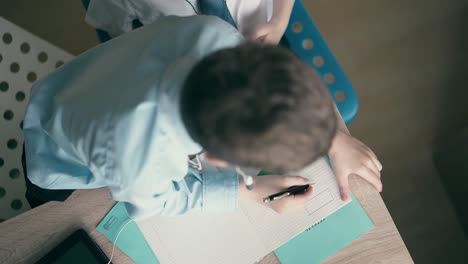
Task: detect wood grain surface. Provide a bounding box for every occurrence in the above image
[0,176,412,264]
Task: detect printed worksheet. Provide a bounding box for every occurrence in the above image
[136,158,350,264]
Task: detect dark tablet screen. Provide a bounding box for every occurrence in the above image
[36,229,110,264]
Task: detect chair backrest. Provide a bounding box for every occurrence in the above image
[284,1,358,124]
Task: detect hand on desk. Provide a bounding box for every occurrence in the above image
[239,175,313,214]
[328,130,383,201]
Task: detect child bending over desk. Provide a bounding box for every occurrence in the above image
[23,15,382,219]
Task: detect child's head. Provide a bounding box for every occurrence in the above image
[181,43,337,172]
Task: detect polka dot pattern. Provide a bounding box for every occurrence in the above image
[0,81,8,92]
[15,91,25,102]
[7,139,18,150]
[9,168,20,179]
[20,42,30,54]
[27,72,37,83]
[2,33,12,44]
[0,17,73,221]
[10,199,22,210]
[313,56,324,68]
[292,22,303,33]
[10,62,20,73]
[324,73,335,84]
[3,110,14,121]
[335,91,346,102]
[302,39,313,50]
[38,52,48,63]
[289,16,354,112]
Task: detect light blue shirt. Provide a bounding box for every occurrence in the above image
[23,16,243,219]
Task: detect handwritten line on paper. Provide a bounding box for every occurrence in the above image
[305,188,334,215]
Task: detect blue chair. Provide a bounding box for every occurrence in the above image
[284,1,358,124]
[82,0,358,124]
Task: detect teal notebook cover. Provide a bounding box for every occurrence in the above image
[274,194,374,264]
[96,203,160,264]
[97,196,373,264]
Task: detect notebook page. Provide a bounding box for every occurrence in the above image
[137,210,268,264]
[240,158,350,250]
[136,162,268,264]
[135,158,348,264]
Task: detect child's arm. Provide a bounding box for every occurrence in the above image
[205,155,315,214]
[117,166,240,219]
[328,105,383,201]
[250,0,295,44]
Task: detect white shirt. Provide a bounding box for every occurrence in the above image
[85,0,273,37]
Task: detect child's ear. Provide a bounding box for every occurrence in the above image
[204,153,229,167]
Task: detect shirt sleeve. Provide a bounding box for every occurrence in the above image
[114,166,239,220]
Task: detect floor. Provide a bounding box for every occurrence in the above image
[2,0,468,263]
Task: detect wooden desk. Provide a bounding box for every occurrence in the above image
[0,176,413,264]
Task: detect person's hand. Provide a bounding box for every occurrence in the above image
[249,20,288,44]
[239,175,313,214]
[328,130,383,201]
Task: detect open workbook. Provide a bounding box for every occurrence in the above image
[135,158,350,264]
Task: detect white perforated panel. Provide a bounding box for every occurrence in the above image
[0,17,74,221]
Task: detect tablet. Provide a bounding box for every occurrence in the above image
[36,229,111,264]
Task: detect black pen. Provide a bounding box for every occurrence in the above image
[262,184,313,203]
